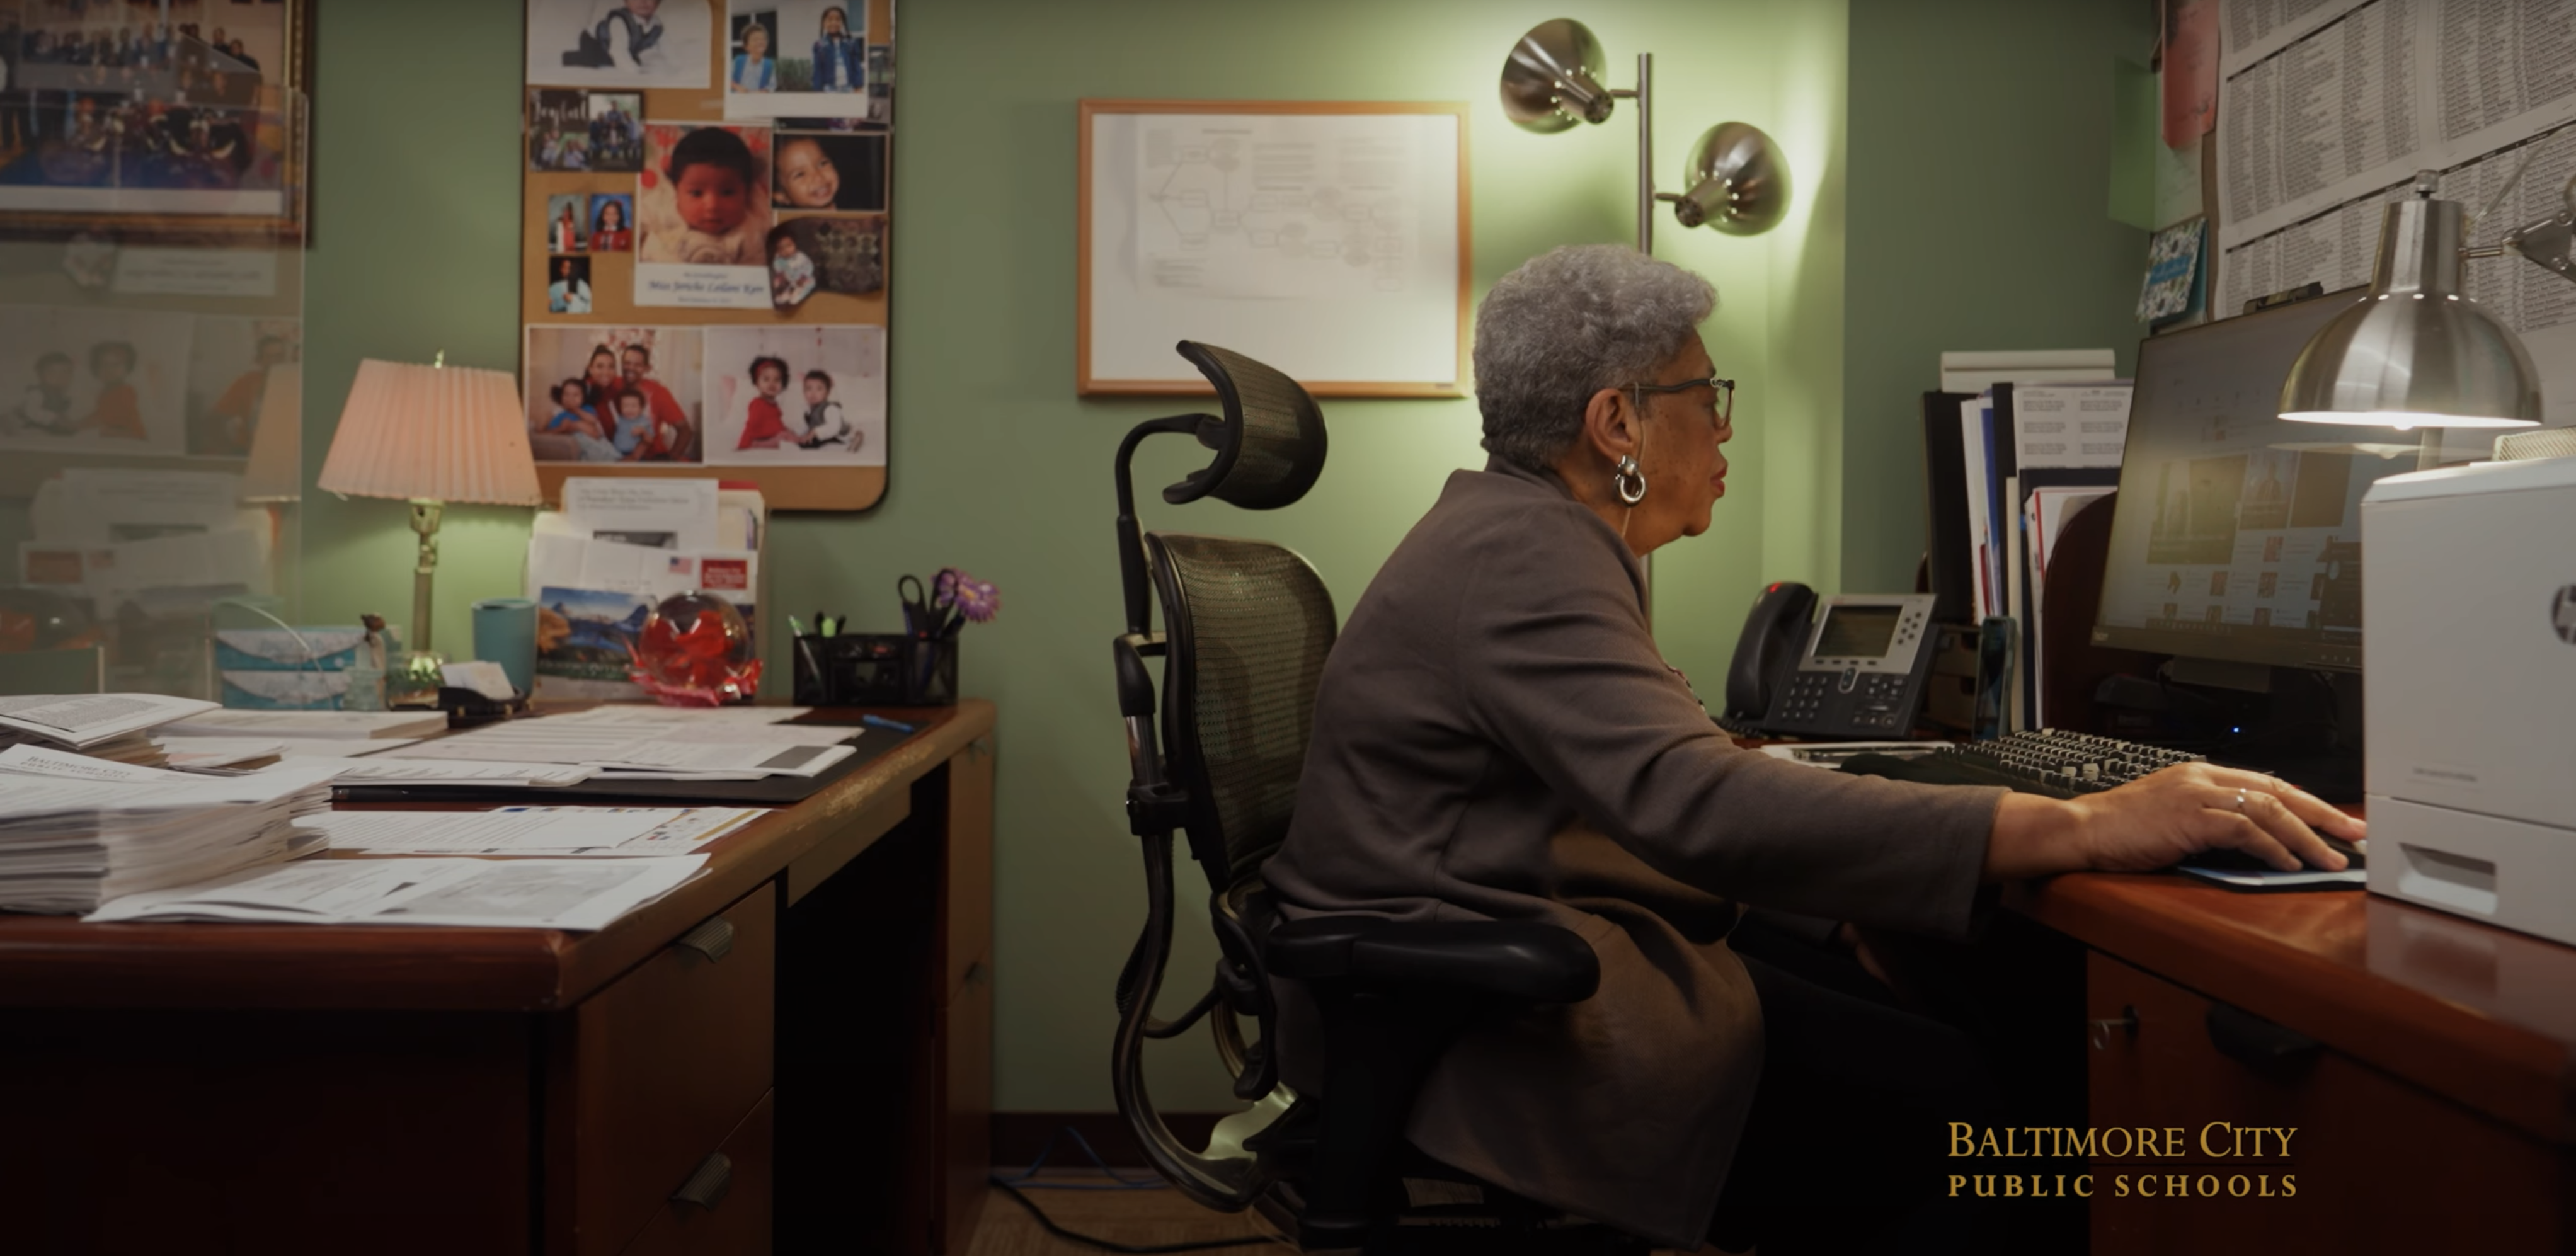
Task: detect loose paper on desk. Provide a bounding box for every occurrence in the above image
[2009,385,2131,469]
[266,756,595,787]
[156,737,416,768]
[0,743,196,782]
[0,693,220,750]
[157,709,450,740]
[311,806,757,855]
[83,855,709,931]
[561,477,721,552]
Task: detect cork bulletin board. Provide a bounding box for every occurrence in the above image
[520,0,893,510]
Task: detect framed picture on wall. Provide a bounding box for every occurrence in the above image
[1078,99,1469,397]
[0,0,314,244]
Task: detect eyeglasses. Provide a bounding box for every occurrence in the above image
[1629,375,1736,435]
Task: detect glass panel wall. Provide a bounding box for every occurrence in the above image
[0,3,307,702]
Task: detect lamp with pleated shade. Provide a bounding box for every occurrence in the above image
[317,358,540,665]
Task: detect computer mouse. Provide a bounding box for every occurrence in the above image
[2177,834,2364,874]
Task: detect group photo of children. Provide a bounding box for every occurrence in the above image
[700,325,883,464]
[522,325,706,465]
[0,305,191,454]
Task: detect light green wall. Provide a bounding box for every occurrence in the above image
[299,0,2160,1116]
[299,0,1848,1114]
[1840,0,2157,593]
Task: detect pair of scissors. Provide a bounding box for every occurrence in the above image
[898,574,934,636]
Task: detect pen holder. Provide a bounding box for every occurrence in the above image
[793,633,958,706]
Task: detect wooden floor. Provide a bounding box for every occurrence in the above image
[965,1170,1284,1256]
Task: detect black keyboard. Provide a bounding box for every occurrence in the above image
[1840,729,2363,872]
[1879,729,2206,799]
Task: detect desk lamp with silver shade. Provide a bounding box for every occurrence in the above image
[2279,151,2576,443]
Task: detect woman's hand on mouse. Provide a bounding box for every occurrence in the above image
[1985,763,2365,879]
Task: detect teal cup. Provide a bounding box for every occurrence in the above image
[471,597,539,697]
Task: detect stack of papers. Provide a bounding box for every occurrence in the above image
[0,743,337,915]
[0,692,221,767]
[309,806,760,856]
[378,705,849,780]
[84,855,707,931]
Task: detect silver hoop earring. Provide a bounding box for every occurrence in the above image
[1614,454,1647,505]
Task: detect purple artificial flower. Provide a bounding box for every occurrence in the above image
[934,566,1001,624]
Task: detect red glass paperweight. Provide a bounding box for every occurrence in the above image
[629,591,762,706]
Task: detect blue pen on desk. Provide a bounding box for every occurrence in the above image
[861,713,916,735]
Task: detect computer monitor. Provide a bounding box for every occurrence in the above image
[2092,288,2424,672]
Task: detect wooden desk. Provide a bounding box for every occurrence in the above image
[2012,873,2576,1252]
[0,701,996,1256]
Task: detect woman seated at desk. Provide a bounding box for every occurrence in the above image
[1261,244,2365,1254]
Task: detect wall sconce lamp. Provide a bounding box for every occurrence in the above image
[1499,18,1792,251]
[2281,151,2576,437]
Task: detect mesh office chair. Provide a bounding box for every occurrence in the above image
[1107,343,1649,1255]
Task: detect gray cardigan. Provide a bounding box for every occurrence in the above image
[1262,457,2003,1247]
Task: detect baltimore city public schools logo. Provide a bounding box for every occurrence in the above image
[2557,586,2576,645]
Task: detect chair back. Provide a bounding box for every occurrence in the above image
[1160,343,1327,511]
[1145,532,1334,893]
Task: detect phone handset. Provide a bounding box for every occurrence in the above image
[1723,581,1817,726]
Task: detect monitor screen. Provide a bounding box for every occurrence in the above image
[1814,606,1901,659]
[2093,289,2422,671]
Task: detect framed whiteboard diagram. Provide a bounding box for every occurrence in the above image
[1079,100,1469,397]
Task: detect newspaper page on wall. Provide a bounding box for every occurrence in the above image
[2211,0,2576,423]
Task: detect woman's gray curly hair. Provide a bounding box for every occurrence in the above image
[1473,244,1716,471]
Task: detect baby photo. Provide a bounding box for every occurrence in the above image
[0,306,192,454]
[723,1,874,121]
[771,132,886,211]
[545,193,590,253]
[523,324,706,464]
[546,255,595,314]
[635,122,776,309]
[529,0,713,90]
[772,214,886,295]
[590,193,636,251]
[765,224,818,309]
[701,324,885,465]
[184,317,301,459]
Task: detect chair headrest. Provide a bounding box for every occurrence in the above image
[1161,342,1328,511]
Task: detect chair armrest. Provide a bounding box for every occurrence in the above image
[1266,916,1599,1004]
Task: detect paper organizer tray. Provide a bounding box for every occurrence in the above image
[792,634,958,706]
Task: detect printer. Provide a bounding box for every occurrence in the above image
[2361,454,2576,944]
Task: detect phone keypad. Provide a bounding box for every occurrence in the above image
[1775,671,1914,732]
